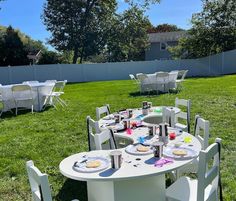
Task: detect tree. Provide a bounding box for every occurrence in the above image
[147,23,184,33]
[0,26,29,66]
[169,0,236,59]
[38,51,62,64]
[43,0,117,64]
[106,6,152,62]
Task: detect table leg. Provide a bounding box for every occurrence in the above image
[87,174,166,201]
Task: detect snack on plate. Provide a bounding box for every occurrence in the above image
[86,160,101,168]
[172,149,188,156]
[137,145,150,152]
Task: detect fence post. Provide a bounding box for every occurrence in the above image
[8,66,12,84]
[221,52,224,75]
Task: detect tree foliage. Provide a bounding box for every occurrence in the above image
[147,23,184,33]
[43,0,117,64]
[38,51,62,64]
[0,26,29,66]
[169,0,236,59]
[106,6,151,62]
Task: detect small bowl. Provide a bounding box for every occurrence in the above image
[174,142,182,148]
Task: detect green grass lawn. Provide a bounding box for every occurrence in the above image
[0,75,236,201]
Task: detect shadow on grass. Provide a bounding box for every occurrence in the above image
[0,106,54,120]
[129,89,179,97]
[56,179,87,201]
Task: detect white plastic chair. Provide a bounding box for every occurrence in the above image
[96,104,111,120]
[166,138,221,201]
[174,98,191,133]
[23,81,39,85]
[94,129,117,150]
[168,71,178,91]
[26,160,79,201]
[87,116,101,151]
[156,72,169,93]
[175,115,210,178]
[176,70,188,89]
[136,73,152,93]
[129,74,139,84]
[47,80,67,108]
[11,84,34,115]
[162,107,175,127]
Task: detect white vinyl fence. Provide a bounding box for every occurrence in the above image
[0,49,235,85]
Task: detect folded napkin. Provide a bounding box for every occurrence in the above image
[126,128,132,135]
[154,158,174,167]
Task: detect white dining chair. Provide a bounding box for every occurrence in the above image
[168,71,178,91]
[23,81,39,85]
[94,128,117,150]
[176,70,188,90]
[175,115,210,178]
[129,74,139,84]
[96,104,111,120]
[174,98,191,133]
[166,138,222,201]
[156,72,169,93]
[87,116,101,151]
[46,80,67,108]
[26,160,79,201]
[162,107,175,127]
[11,84,34,115]
[136,73,152,93]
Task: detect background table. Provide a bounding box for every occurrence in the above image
[0,82,54,112]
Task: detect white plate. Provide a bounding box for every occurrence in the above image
[163,147,198,160]
[73,157,110,173]
[102,114,114,120]
[125,144,153,155]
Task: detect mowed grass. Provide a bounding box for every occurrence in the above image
[0,75,236,201]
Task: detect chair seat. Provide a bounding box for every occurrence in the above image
[166,176,213,201]
[175,123,187,131]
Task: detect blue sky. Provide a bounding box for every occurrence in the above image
[0,0,202,48]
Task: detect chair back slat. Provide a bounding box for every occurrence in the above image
[96,104,110,120]
[175,98,191,133]
[195,116,209,150]
[53,80,67,93]
[87,116,100,151]
[26,161,52,201]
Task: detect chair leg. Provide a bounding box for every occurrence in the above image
[31,105,34,114]
[15,107,17,116]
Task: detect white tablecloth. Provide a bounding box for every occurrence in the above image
[0,82,54,112]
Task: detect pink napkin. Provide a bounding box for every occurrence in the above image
[154,158,174,167]
[126,128,132,135]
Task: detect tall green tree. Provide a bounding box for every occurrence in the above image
[169,0,236,59]
[106,6,151,62]
[0,26,29,66]
[43,0,117,64]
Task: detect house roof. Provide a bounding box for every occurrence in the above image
[148,31,187,43]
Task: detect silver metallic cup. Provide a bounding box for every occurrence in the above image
[152,142,164,158]
[148,125,156,136]
[110,150,122,169]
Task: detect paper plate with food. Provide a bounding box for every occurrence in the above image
[125,143,153,155]
[73,157,110,173]
[163,147,198,160]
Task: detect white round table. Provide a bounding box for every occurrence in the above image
[60,130,201,201]
[0,82,54,112]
